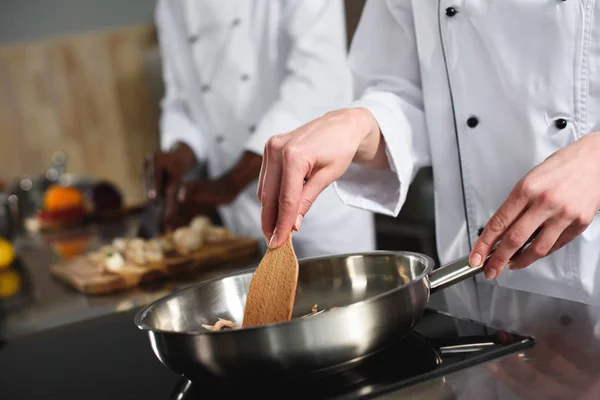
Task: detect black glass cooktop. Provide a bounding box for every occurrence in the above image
[0,307,533,400]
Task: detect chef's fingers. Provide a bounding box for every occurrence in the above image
[470,186,531,269]
[270,144,310,248]
[260,136,285,244]
[510,213,591,267]
[484,202,555,278]
[294,168,334,231]
[163,182,180,231]
[257,143,269,202]
[580,379,600,400]
[177,181,196,204]
[177,181,216,205]
[546,221,590,257]
[507,218,570,270]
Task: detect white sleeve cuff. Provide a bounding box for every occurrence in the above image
[333,95,417,217]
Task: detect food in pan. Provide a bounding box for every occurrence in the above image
[202,318,237,331]
[204,304,337,331]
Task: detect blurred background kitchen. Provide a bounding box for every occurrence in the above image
[0,0,436,339]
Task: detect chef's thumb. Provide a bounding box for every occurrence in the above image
[271,171,331,244]
[177,182,193,203]
[298,171,331,217]
[268,172,330,249]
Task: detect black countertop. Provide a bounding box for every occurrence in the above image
[1,302,536,400]
[1,308,180,399]
[3,276,600,399]
[4,216,600,399]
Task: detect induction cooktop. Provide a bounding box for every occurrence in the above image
[0,307,534,400]
[171,308,534,399]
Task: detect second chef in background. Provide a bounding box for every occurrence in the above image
[150,0,375,258]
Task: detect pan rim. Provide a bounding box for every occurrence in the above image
[133,250,435,335]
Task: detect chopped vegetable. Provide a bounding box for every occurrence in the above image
[204,305,337,331]
[104,252,125,273]
[202,318,237,331]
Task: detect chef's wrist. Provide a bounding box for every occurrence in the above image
[350,108,389,169]
[216,152,263,202]
[211,175,240,203]
[588,131,600,150]
[168,141,197,169]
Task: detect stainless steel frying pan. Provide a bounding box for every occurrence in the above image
[135,233,538,383]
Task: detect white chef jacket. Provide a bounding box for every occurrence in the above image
[334,0,600,304]
[154,0,375,258]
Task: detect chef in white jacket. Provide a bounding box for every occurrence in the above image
[149,0,375,258]
[259,0,600,304]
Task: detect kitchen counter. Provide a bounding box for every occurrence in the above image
[2,217,599,398]
[0,215,261,340]
[2,277,597,399]
[385,280,600,399]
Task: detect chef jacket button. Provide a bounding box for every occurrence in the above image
[201,84,211,93]
[445,7,458,17]
[215,135,225,144]
[231,18,241,27]
[477,226,484,236]
[240,73,250,82]
[248,125,256,133]
[555,118,568,130]
[467,116,479,128]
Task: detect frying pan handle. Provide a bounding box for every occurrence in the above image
[428,227,541,293]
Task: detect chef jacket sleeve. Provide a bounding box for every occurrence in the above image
[244,0,353,156]
[333,0,431,217]
[155,13,209,162]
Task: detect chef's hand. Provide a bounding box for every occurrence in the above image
[144,142,196,231]
[177,178,237,212]
[471,131,600,279]
[259,108,388,248]
[174,151,264,230]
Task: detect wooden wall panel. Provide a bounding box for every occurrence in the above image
[0,25,160,206]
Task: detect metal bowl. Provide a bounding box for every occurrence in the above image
[134,251,436,382]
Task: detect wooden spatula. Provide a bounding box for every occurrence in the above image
[242,233,298,328]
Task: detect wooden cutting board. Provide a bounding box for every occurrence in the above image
[50,236,259,295]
